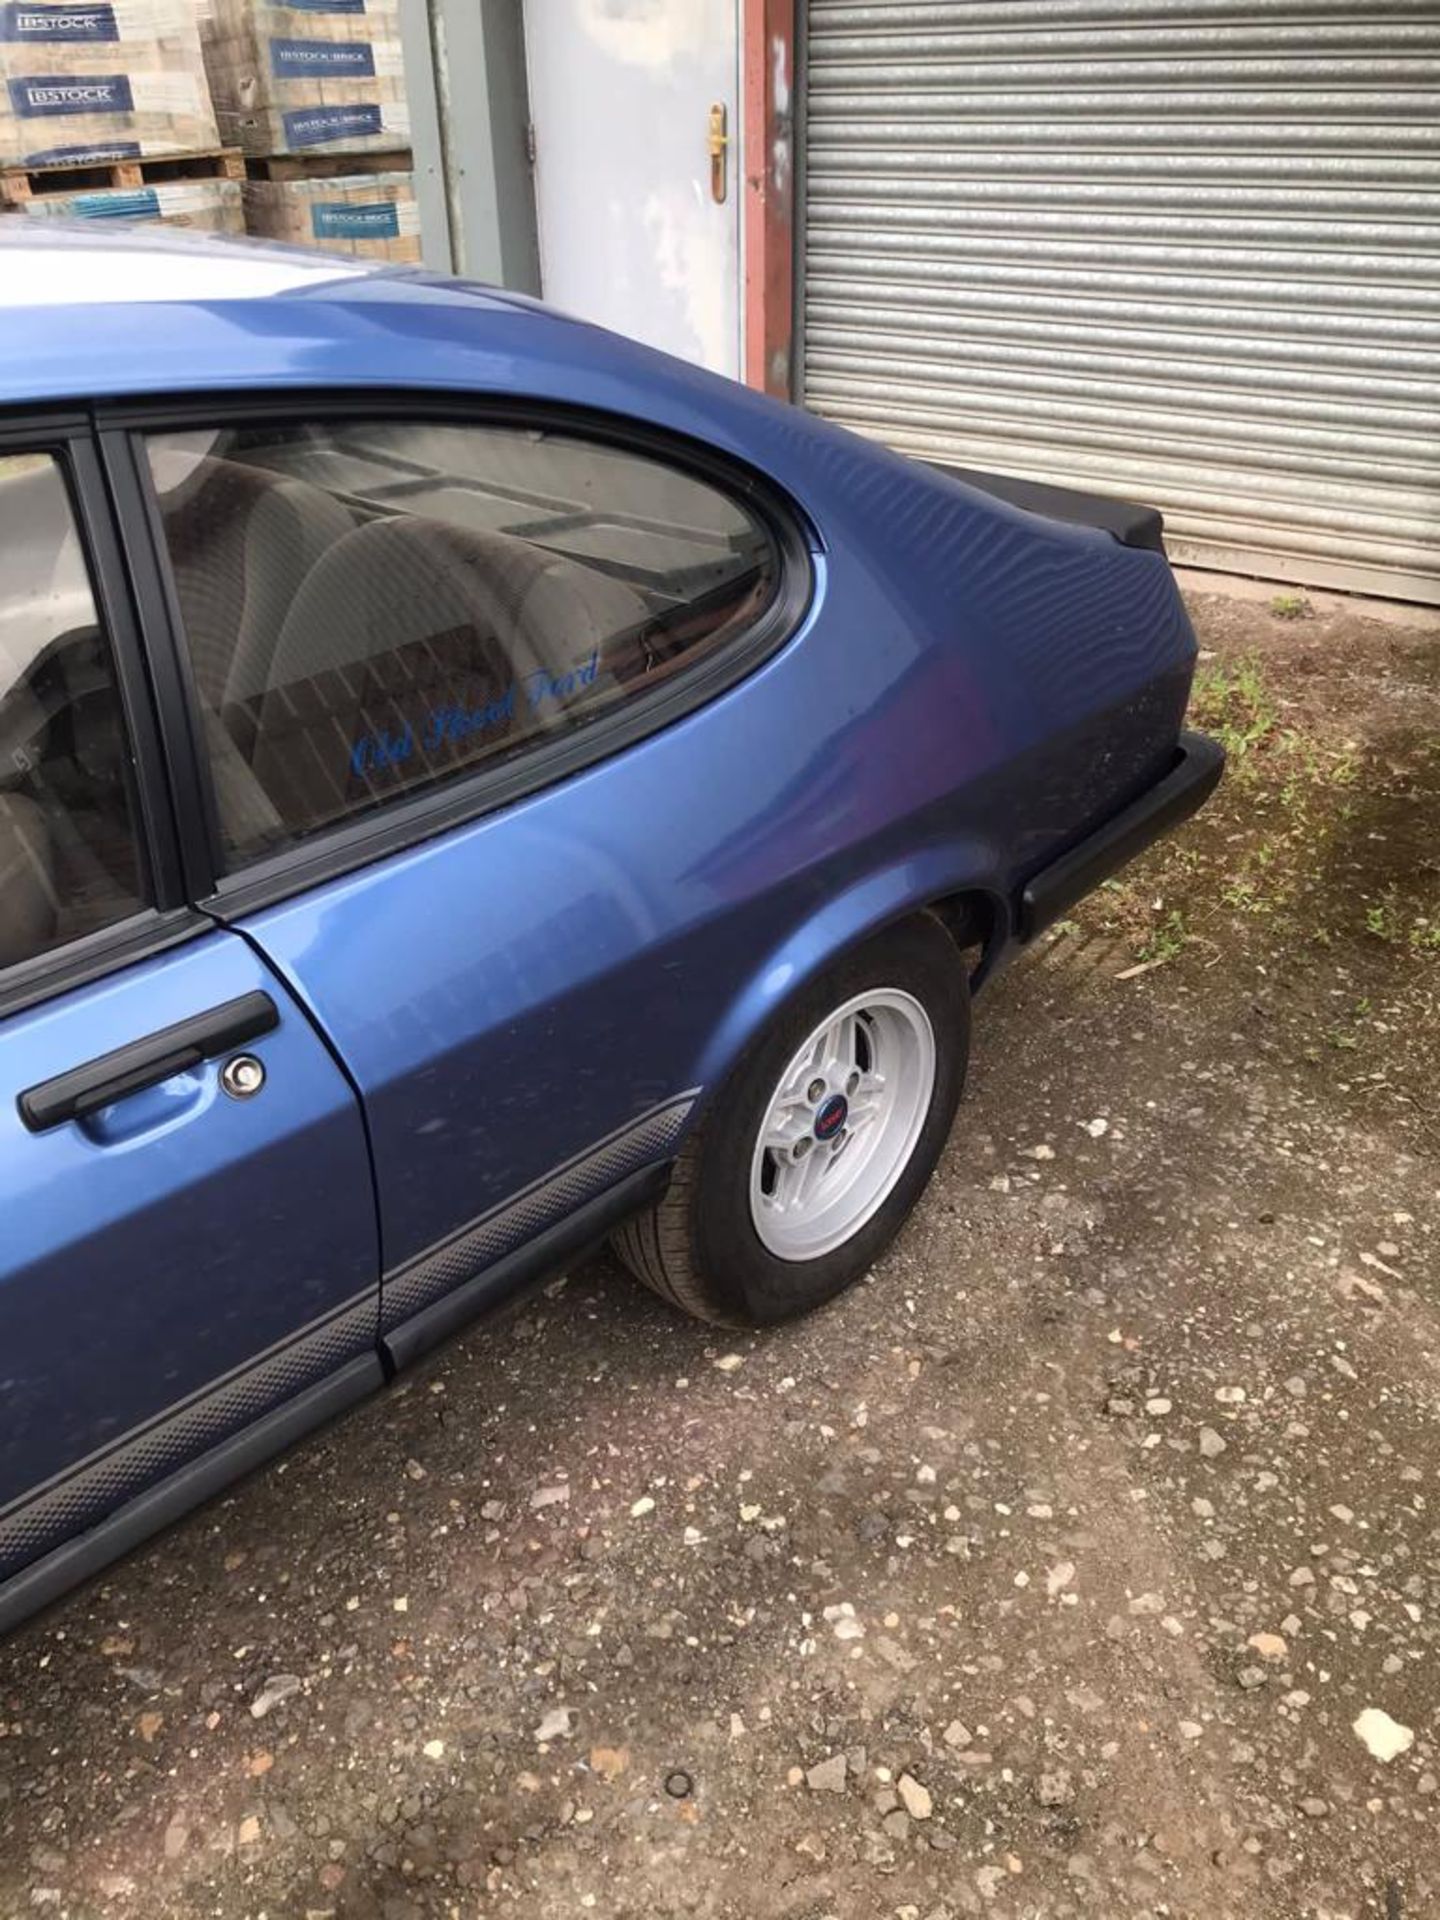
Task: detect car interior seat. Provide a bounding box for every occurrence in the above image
[150,448,367,859]
[150,449,358,716]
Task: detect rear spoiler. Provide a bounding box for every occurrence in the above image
[924,459,1166,555]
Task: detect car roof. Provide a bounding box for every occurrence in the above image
[0,223,878,548]
[0,222,668,413]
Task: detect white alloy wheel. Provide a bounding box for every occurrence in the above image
[748,987,937,1261]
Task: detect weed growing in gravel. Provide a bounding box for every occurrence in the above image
[1269,591,1312,620]
[1366,890,1440,955]
[1277,731,1358,811]
[1366,894,1407,944]
[1221,875,1272,917]
[1190,655,1278,766]
[1136,908,1189,966]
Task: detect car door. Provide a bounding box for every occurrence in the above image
[126,403,806,1349]
[0,426,379,1620]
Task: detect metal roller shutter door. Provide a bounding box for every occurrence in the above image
[800,0,1440,604]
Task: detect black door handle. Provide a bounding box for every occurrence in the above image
[18,990,279,1133]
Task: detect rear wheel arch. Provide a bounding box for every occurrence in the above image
[686,851,1002,1118]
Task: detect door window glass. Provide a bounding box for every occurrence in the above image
[144,419,782,868]
[0,453,146,971]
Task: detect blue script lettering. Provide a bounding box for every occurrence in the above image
[346,650,601,778]
[525,649,599,710]
[423,681,516,751]
[350,723,413,778]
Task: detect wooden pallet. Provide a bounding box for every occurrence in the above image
[246,148,412,183]
[1,147,244,209]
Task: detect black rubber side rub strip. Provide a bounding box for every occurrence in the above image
[1019,731,1226,940]
[0,1354,382,1636]
[19,989,279,1132]
[926,459,1167,553]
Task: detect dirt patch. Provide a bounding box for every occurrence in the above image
[1068,588,1440,1159]
[0,583,1436,1920]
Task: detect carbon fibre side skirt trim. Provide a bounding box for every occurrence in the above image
[0,1356,383,1637]
[382,1161,671,1372]
[379,1091,698,1332]
[0,1289,380,1581]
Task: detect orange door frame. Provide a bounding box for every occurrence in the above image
[741,0,797,398]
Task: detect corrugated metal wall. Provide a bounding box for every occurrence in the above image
[800,0,1440,603]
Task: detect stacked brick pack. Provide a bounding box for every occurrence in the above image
[1,0,216,170]
[20,173,240,225]
[200,0,407,157]
[244,165,416,261]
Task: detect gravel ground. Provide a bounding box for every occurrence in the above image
[1,582,1437,1920]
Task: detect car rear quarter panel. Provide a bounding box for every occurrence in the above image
[237,374,1195,1280]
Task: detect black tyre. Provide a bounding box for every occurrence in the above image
[612,915,969,1325]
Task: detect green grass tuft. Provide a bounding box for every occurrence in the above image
[1190,655,1278,765]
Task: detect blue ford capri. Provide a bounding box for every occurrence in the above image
[0,225,1222,1631]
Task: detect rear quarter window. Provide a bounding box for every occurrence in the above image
[144,418,786,869]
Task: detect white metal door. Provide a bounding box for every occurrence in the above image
[801,0,1440,605]
[524,0,741,377]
